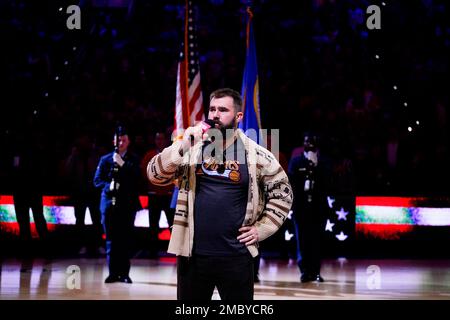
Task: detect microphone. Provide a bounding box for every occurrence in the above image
[192,119,215,146]
[199,120,225,173]
[201,119,216,134]
[202,120,227,174]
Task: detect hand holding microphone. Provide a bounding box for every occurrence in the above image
[179,119,215,154]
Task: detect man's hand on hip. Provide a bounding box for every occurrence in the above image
[237,225,259,246]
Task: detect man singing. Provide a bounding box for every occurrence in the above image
[147,88,293,300]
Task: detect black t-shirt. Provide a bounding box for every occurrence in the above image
[193,138,249,256]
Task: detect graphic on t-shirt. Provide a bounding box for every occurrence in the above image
[197,158,241,183]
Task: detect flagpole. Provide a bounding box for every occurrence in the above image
[184,0,191,124]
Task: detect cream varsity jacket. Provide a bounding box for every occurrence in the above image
[147,129,293,257]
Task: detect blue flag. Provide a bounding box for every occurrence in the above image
[239,7,262,137]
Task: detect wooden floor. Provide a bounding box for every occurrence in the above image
[1,256,449,300]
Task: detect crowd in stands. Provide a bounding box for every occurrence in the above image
[0,0,449,197]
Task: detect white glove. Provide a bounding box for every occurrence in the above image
[305,151,318,166]
[113,153,125,167]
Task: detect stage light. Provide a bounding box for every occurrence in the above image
[404,102,408,107]
[408,126,412,132]
[393,85,397,90]
[416,120,420,125]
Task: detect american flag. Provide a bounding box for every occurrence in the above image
[174,0,204,135]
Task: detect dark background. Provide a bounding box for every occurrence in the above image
[0,0,449,258]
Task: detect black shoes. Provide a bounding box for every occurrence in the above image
[104,275,133,284]
[120,276,133,284]
[301,273,324,283]
[104,275,120,283]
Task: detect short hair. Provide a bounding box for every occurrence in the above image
[209,88,242,113]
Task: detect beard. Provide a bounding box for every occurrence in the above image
[214,118,237,139]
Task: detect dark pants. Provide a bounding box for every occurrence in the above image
[102,205,135,277]
[73,190,103,249]
[293,203,322,276]
[14,193,48,241]
[148,193,174,254]
[254,255,261,278]
[177,254,254,301]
